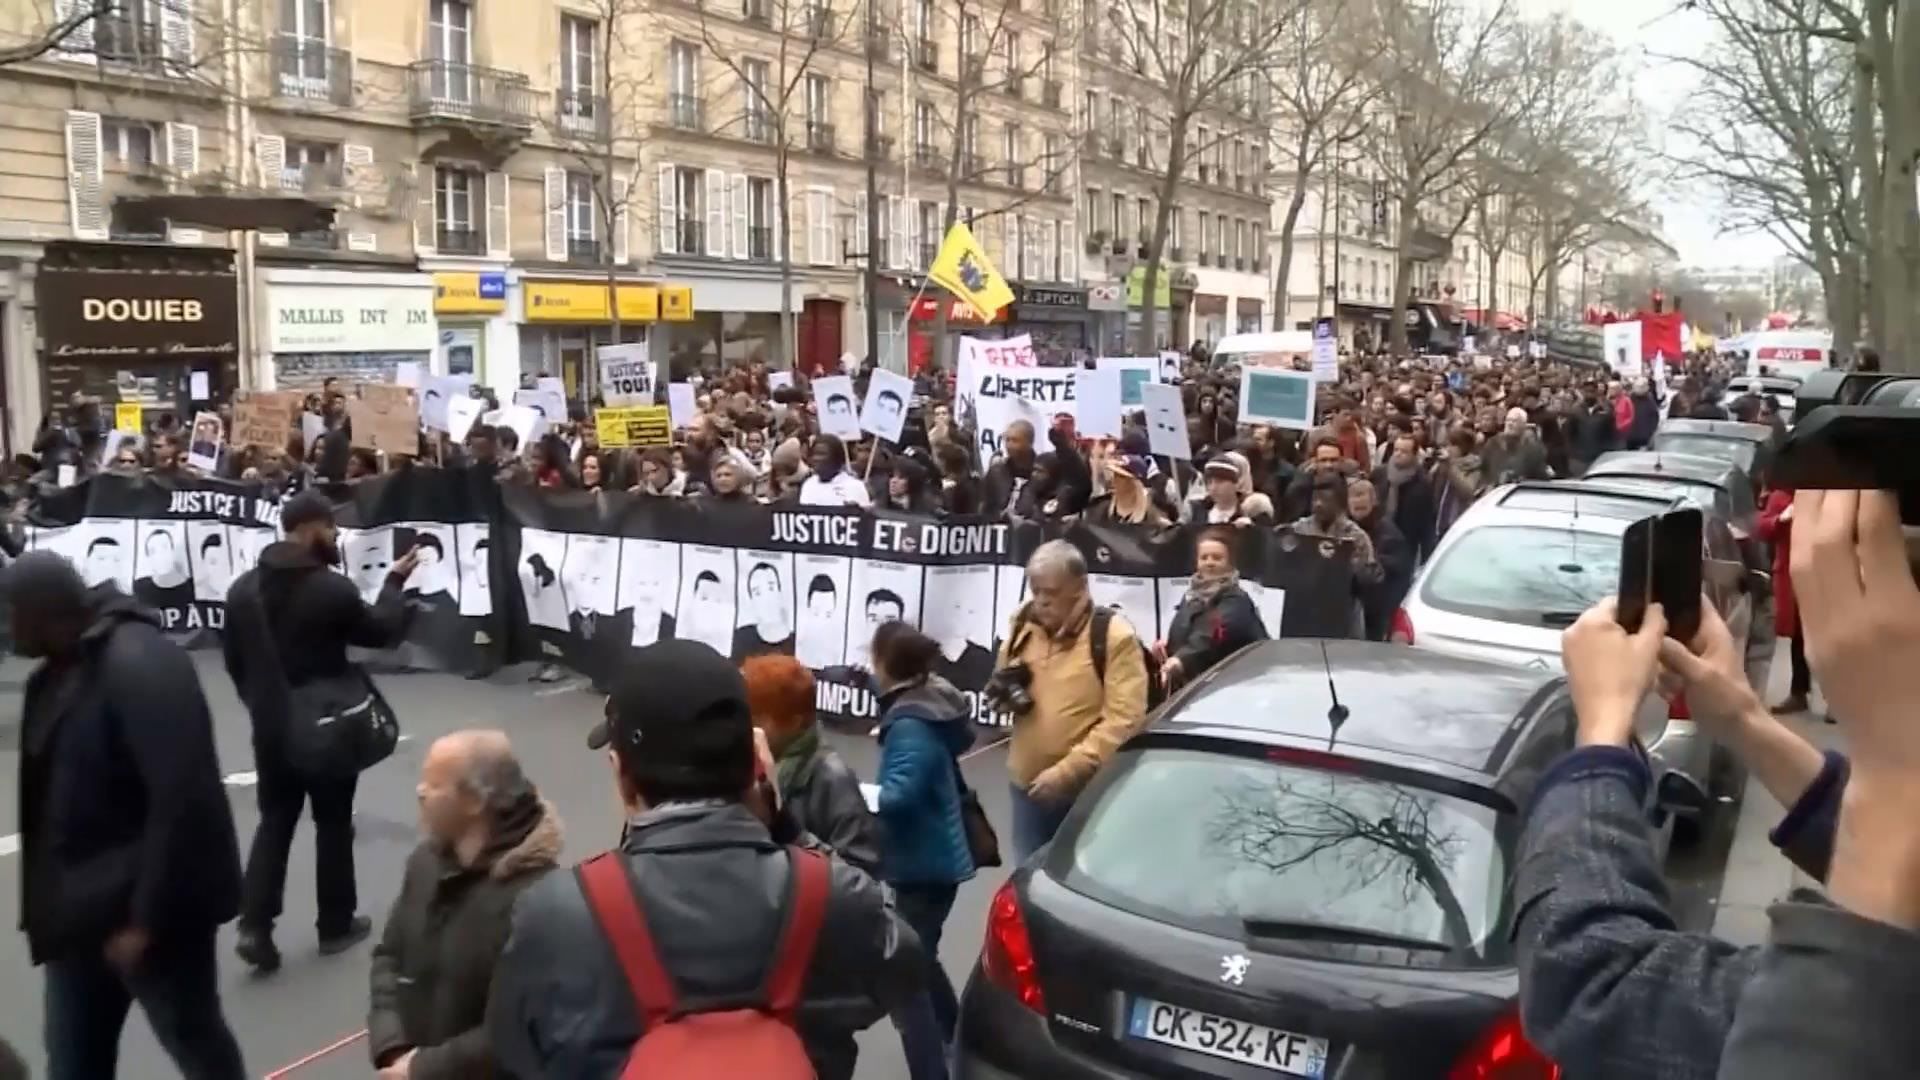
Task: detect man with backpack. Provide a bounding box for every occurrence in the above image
[487,638,925,1079]
[991,539,1150,862]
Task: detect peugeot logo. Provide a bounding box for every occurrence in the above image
[1220,954,1250,986]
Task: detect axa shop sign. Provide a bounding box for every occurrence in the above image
[268,284,437,353]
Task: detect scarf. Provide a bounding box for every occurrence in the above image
[1383,458,1421,517]
[774,723,821,795]
[1185,570,1239,608]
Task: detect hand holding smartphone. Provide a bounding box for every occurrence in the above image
[1617,508,1703,641]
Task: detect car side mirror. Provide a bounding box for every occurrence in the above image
[1655,770,1711,817]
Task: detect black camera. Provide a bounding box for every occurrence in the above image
[982,662,1035,717]
[1776,371,1920,524]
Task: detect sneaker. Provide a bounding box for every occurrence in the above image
[235,927,282,973]
[1771,694,1809,715]
[318,914,374,956]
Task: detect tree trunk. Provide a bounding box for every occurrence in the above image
[1878,0,1920,369]
[1387,191,1417,355]
[1135,118,1188,355]
[1270,163,1311,332]
[1485,244,1502,330]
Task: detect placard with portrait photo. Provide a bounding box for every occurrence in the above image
[923,563,998,690]
[185,521,236,604]
[339,527,394,604]
[71,519,137,595]
[454,523,493,618]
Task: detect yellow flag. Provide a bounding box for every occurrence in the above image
[926,221,1014,321]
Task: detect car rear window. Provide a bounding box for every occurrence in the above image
[1653,435,1755,470]
[1061,748,1514,966]
[1496,488,1668,519]
[1422,525,1620,624]
[1585,474,1730,518]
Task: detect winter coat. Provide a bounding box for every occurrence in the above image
[1755,488,1796,637]
[1568,403,1619,467]
[982,454,1035,518]
[368,797,564,1078]
[875,677,977,887]
[783,740,883,875]
[1162,580,1266,686]
[1514,745,1847,1080]
[18,588,242,964]
[1371,463,1437,563]
[1356,512,1415,640]
[1482,432,1550,485]
[222,540,412,764]
[1628,393,1660,448]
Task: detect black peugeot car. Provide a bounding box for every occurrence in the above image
[956,640,1577,1079]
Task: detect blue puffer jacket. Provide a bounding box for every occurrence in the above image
[875,676,977,887]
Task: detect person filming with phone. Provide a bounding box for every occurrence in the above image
[1513,488,1920,1079]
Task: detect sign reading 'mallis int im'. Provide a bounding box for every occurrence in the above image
[37,264,240,359]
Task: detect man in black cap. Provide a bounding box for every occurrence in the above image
[487,638,924,1080]
[11,552,247,1079]
[222,490,421,973]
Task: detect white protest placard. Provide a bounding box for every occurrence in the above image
[1505,344,1522,360]
[419,375,469,433]
[1310,318,1339,383]
[667,382,699,429]
[812,375,862,439]
[186,411,224,472]
[302,412,326,451]
[1604,321,1643,377]
[1473,355,1494,371]
[536,375,566,401]
[969,358,1077,459]
[395,360,422,388]
[445,397,483,443]
[1530,341,1548,360]
[860,368,915,443]
[1159,349,1185,382]
[1141,382,1192,460]
[1238,367,1316,432]
[1097,356,1158,407]
[514,387,568,425]
[599,344,655,406]
[768,371,794,392]
[1462,334,1477,356]
[497,404,545,452]
[1074,367,1124,439]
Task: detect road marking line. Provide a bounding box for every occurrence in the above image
[223,771,258,787]
[263,1029,367,1078]
[0,834,18,857]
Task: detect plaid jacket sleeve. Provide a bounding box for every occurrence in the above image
[1514,747,1760,1080]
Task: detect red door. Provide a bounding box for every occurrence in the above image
[798,298,844,375]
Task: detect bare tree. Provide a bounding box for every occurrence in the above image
[0,1,111,66]
[1107,0,1306,352]
[698,0,850,366]
[1263,0,1375,330]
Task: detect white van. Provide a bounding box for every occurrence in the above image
[1209,330,1316,371]
[1743,329,1833,381]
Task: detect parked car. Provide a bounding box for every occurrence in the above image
[1391,481,1751,832]
[957,640,1632,1079]
[1723,374,1802,426]
[1582,450,1760,539]
[1649,419,1777,485]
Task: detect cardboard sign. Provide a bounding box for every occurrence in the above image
[596,405,673,448]
[349,383,419,454]
[600,345,655,406]
[231,390,300,452]
[114,402,143,434]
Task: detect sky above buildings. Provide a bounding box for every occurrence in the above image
[1512,0,1789,270]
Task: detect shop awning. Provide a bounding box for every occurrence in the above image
[112,194,338,235]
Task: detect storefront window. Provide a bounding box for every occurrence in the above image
[276,352,424,391]
[519,323,645,398]
[664,312,781,378]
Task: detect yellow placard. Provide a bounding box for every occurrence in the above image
[114,402,143,433]
[661,285,694,321]
[433,272,506,314]
[595,405,672,448]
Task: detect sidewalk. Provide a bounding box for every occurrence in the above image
[1711,640,1843,946]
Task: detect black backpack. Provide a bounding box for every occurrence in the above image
[1089,606,1165,711]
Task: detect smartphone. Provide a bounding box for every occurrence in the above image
[1653,508,1704,642]
[1617,516,1654,633]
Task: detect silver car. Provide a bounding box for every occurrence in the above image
[1393,482,1752,840]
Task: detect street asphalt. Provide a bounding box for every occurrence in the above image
[0,653,1733,1080]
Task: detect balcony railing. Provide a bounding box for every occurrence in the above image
[436,225,485,256]
[744,0,771,23]
[1005,163,1025,188]
[803,6,833,36]
[271,35,353,105]
[288,160,348,192]
[914,39,937,72]
[1170,244,1185,261]
[568,237,603,263]
[1235,255,1246,271]
[866,26,891,59]
[963,57,986,82]
[1134,144,1149,168]
[1005,73,1024,99]
[556,89,610,139]
[1107,135,1125,159]
[94,14,164,72]
[866,133,894,161]
[1043,79,1062,107]
[913,143,943,173]
[806,121,836,153]
[677,219,705,254]
[407,61,538,131]
[918,242,939,268]
[743,112,773,144]
[288,228,343,251]
[1081,131,1103,159]
[670,93,705,131]
[748,224,772,260]
[961,151,983,177]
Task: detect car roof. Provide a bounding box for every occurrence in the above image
[1151,639,1564,779]
[1656,419,1773,443]
[1729,375,1802,391]
[1491,481,1682,519]
[1587,451,1744,486]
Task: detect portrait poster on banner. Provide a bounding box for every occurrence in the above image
[350,385,419,454]
[860,368,915,442]
[600,345,656,406]
[1097,357,1158,407]
[1140,383,1192,460]
[768,371,794,393]
[1074,367,1123,439]
[1310,318,1339,383]
[1238,367,1315,431]
[813,375,862,439]
[496,404,546,451]
[667,383,699,429]
[186,411,224,472]
[1604,321,1643,377]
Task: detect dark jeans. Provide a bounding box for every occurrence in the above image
[1790,627,1812,698]
[241,761,359,937]
[1009,782,1072,865]
[890,883,960,1080]
[43,928,246,1080]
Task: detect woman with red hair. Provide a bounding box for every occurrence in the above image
[738,655,880,870]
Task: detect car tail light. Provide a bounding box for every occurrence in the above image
[1669,693,1692,720]
[982,880,1046,1014]
[1449,1009,1560,1080]
[1389,607,1416,645]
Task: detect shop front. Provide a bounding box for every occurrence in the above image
[262,268,437,390]
[1088,281,1127,354]
[906,293,1007,373]
[1193,293,1229,345]
[517,278,693,400]
[433,271,508,389]
[1007,285,1092,364]
[1236,297,1264,334]
[656,275,789,379]
[1122,266,1176,353]
[36,243,239,425]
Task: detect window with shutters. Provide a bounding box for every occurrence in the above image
[913,102,937,167]
[1109,193,1124,246]
[1082,187,1098,237]
[565,171,597,260]
[673,166,703,254]
[435,165,482,255]
[287,141,338,189]
[560,15,599,127]
[1043,133,1061,192]
[102,119,158,169]
[917,201,940,268]
[427,0,473,103]
[914,0,933,42]
[747,177,774,259]
[97,0,164,71]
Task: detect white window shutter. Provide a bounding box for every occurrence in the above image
[543,167,566,260]
[1042,220,1058,281]
[908,205,922,270]
[805,190,823,266]
[1062,219,1078,281]
[56,0,94,58]
[656,164,677,255]
[704,170,726,256]
[773,187,786,263]
[854,192,868,262]
[161,0,196,75]
[1006,215,1021,278]
[166,123,198,187]
[414,164,436,253]
[486,171,510,257]
[64,110,105,240]
[889,197,906,270]
[254,134,286,190]
[612,176,631,264]
[730,174,748,259]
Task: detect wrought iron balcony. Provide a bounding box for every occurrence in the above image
[676,219,705,254]
[1043,79,1062,107]
[556,89,610,140]
[436,225,485,256]
[913,143,944,173]
[866,133,894,161]
[807,121,836,153]
[803,5,833,37]
[748,224,772,260]
[961,151,984,177]
[1005,73,1024,99]
[918,242,939,268]
[271,35,353,105]
[914,39,937,72]
[670,94,706,131]
[743,112,774,144]
[94,14,164,72]
[743,0,771,23]
[866,25,891,59]
[407,61,538,132]
[568,237,603,263]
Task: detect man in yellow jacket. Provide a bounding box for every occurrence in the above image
[995,540,1149,860]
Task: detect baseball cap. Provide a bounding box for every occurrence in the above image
[1106,453,1151,482]
[281,490,335,532]
[1202,458,1239,481]
[586,639,755,784]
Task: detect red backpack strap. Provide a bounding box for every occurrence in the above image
[762,848,832,1018]
[577,852,679,1029]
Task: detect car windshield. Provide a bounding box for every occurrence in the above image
[1422,525,1621,624]
[1654,435,1755,470]
[1063,748,1513,965]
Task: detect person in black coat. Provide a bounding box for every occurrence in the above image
[1372,431,1438,564]
[12,552,247,1080]
[1155,528,1269,693]
[1349,479,1416,641]
[222,491,417,974]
